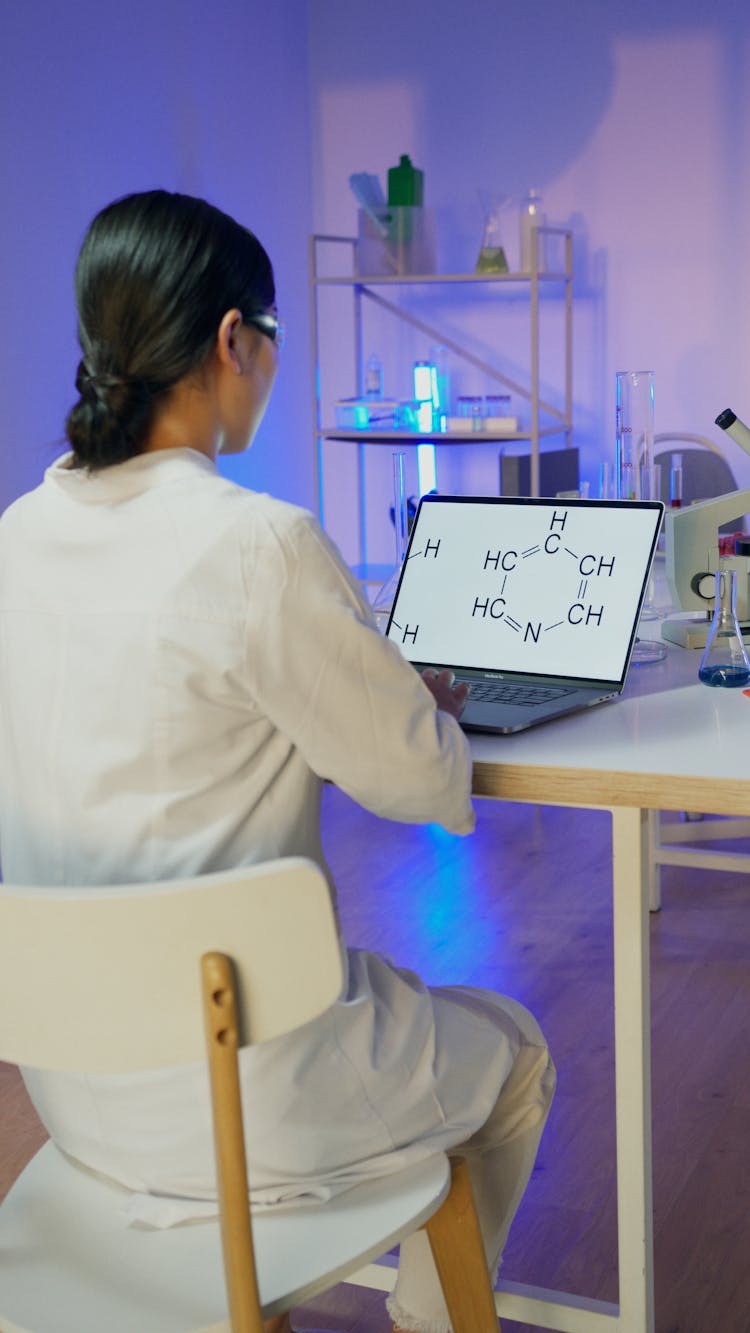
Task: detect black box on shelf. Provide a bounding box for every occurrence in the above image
[499,446,579,497]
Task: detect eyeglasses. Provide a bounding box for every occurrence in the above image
[244,310,285,350]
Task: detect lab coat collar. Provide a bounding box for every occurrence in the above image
[45,449,218,504]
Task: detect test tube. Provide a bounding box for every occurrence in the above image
[485,393,511,418]
[619,461,636,502]
[598,460,616,500]
[670,453,683,508]
[392,451,408,564]
[639,462,662,503]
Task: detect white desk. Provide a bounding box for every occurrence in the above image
[469,647,750,1333]
[350,643,747,1332]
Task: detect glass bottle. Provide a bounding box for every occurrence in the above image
[519,189,546,271]
[364,353,383,400]
[698,568,750,687]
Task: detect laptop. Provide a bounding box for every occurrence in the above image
[385,494,664,734]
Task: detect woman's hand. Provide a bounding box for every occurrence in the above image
[421,668,470,721]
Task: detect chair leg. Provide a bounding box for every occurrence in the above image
[422,1157,501,1333]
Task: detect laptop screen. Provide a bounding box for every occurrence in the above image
[385,495,664,685]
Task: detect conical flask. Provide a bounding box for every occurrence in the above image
[476,192,509,274]
[698,568,750,687]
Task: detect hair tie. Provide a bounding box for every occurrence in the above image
[76,360,138,406]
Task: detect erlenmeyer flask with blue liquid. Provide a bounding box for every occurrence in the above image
[698,568,750,687]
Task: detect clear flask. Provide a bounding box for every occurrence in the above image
[698,568,750,687]
[476,192,509,274]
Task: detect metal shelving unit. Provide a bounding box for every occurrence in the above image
[308,228,573,570]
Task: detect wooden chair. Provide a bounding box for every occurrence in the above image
[0,859,501,1333]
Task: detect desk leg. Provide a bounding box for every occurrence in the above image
[348,803,656,1333]
[611,807,655,1333]
[646,809,662,913]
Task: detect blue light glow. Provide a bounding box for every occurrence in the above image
[417,441,437,494]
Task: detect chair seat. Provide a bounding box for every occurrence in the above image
[0,1141,451,1333]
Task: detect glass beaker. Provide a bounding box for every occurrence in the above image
[371,452,408,633]
[616,371,655,499]
[475,192,509,274]
[698,568,750,687]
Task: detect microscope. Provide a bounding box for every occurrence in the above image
[662,409,750,647]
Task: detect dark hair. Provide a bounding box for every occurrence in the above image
[65,190,275,469]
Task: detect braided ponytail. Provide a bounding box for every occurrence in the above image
[66,361,156,469]
[65,190,275,470]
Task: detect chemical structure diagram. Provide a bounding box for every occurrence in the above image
[390,509,617,649]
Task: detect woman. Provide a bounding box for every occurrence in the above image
[0,191,554,1333]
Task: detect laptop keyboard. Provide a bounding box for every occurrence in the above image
[456,679,577,708]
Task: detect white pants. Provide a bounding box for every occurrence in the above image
[385,999,556,1333]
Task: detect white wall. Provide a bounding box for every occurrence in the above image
[307,0,750,565]
[6,1,750,565]
[0,0,313,510]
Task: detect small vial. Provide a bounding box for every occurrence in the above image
[669,453,683,508]
[485,393,511,418]
[365,354,383,400]
[457,395,482,420]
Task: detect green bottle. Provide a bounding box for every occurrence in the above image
[387,154,424,206]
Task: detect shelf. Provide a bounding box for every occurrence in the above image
[309,230,574,566]
[322,426,569,445]
[314,270,571,287]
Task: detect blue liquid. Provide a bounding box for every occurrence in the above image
[698,664,750,688]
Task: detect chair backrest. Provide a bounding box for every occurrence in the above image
[653,434,738,503]
[653,434,740,532]
[0,857,344,1072]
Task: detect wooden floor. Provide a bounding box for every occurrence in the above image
[2,788,749,1333]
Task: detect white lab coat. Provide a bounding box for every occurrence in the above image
[0,449,534,1227]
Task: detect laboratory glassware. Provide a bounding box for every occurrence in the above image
[615,371,655,499]
[364,354,383,400]
[519,189,545,271]
[476,192,509,274]
[598,460,616,500]
[484,393,511,418]
[457,396,484,430]
[698,568,750,687]
[638,463,662,621]
[371,452,408,633]
[669,454,683,507]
